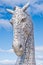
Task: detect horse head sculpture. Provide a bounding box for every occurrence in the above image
[7,2,36,65]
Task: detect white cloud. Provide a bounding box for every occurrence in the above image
[0,59,16,65]
[0,0,37,5]
[35,46,43,52]
[0,0,28,7]
[0,19,12,31]
[36,60,43,65]
[35,46,43,65]
[0,48,14,53]
[30,4,43,14]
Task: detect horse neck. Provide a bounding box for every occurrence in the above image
[15,31,36,65]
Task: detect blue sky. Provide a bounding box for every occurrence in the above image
[0,0,43,65]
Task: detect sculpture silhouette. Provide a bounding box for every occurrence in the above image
[7,2,36,65]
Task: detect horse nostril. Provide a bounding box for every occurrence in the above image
[19,45,22,48]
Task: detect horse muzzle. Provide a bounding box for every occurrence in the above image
[12,43,24,56]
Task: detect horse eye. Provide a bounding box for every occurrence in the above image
[19,45,22,48]
[21,18,26,22]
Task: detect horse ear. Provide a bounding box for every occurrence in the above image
[6,9,14,14]
[22,2,30,11]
